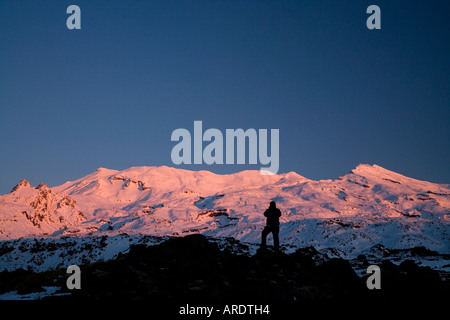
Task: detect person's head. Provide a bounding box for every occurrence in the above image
[269,201,276,208]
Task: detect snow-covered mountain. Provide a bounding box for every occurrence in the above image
[0,164,449,258]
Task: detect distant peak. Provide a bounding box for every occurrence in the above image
[35,183,50,191]
[352,164,394,175]
[348,164,421,184]
[352,163,376,172]
[10,179,31,193]
[95,167,119,174]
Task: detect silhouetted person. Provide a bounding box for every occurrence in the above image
[261,201,281,251]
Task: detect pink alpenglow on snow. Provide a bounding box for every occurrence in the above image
[0,164,448,258]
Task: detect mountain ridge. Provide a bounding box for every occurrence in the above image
[0,164,448,261]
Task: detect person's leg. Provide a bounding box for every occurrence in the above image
[261,226,270,247]
[273,228,279,251]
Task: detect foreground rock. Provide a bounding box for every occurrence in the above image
[0,235,447,305]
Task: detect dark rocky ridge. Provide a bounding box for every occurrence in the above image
[0,235,447,310]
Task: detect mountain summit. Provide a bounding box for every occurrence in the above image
[0,164,448,257]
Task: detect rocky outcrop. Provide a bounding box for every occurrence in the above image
[10,179,30,193]
[0,180,86,237]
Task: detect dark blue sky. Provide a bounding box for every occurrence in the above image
[1,0,449,194]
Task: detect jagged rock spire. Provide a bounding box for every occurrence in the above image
[10,179,31,193]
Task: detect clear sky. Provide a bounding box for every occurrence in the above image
[1,0,449,194]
